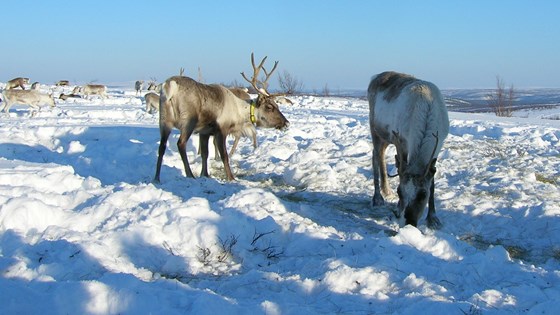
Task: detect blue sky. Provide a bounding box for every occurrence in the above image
[2,1,559,90]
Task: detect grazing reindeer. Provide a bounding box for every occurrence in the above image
[154,54,289,183]
[1,89,55,113]
[59,93,82,100]
[144,92,159,113]
[368,71,449,228]
[6,77,29,90]
[135,80,144,95]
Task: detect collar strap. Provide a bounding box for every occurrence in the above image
[250,100,257,124]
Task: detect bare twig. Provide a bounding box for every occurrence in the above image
[251,229,276,246]
[197,246,211,265]
[163,241,176,256]
[217,234,239,262]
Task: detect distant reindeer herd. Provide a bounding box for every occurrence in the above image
[0,53,449,228]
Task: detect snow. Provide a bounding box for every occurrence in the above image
[1,84,560,314]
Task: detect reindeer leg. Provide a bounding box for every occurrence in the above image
[252,132,257,149]
[378,143,391,197]
[213,136,221,161]
[427,178,442,229]
[229,135,240,157]
[3,102,12,113]
[371,136,388,206]
[199,134,211,177]
[154,125,171,183]
[216,130,234,181]
[177,122,196,178]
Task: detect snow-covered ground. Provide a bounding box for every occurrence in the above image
[1,84,559,314]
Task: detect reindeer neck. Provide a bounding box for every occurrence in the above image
[239,98,257,125]
[249,99,257,124]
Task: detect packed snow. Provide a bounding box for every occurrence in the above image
[1,83,559,314]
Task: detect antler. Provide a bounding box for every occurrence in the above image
[241,52,279,96]
[260,60,279,93]
[392,131,407,175]
[423,131,440,178]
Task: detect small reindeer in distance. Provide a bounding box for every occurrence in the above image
[5,77,30,90]
[135,80,144,96]
[73,84,107,99]
[144,92,159,114]
[56,80,70,86]
[147,78,162,93]
[1,89,55,113]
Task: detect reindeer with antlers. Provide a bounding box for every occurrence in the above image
[206,53,286,160]
[154,53,289,182]
[368,71,449,228]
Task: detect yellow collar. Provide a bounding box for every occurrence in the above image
[250,100,257,124]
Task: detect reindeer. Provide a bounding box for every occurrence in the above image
[144,92,159,114]
[56,80,70,86]
[225,87,257,156]
[205,56,282,160]
[204,87,257,160]
[154,53,289,183]
[147,78,162,93]
[135,80,144,95]
[368,71,449,228]
[31,82,40,90]
[6,77,29,90]
[59,93,82,101]
[1,89,55,113]
[81,84,107,99]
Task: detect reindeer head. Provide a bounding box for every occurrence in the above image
[393,131,439,227]
[241,52,289,130]
[253,94,289,129]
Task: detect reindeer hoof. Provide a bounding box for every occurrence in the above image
[427,216,443,229]
[372,195,385,207]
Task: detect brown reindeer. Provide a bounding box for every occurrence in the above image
[154,54,289,182]
[59,93,82,101]
[56,80,70,86]
[144,92,159,114]
[1,89,55,113]
[204,87,257,160]
[207,54,283,160]
[225,87,257,156]
[79,84,107,99]
[147,79,162,93]
[6,77,29,90]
